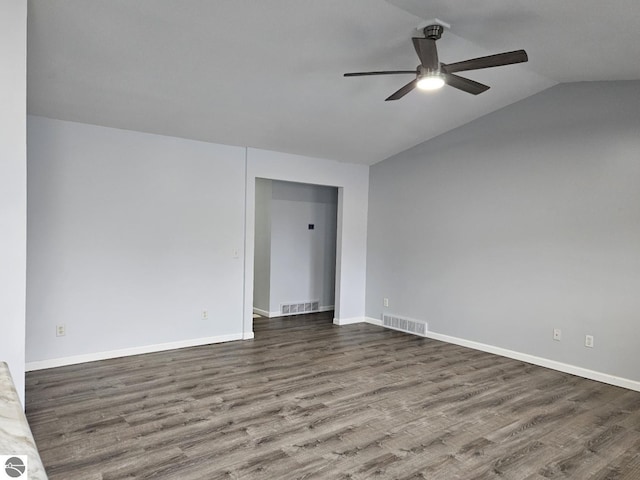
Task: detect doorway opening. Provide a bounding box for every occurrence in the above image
[252,179,338,326]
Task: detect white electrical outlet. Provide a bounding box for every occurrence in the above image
[553,328,562,341]
[383,298,389,307]
[202,310,208,320]
[56,324,66,337]
[585,335,594,348]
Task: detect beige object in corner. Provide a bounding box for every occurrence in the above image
[0,362,48,479]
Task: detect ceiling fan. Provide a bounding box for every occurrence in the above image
[344,24,528,101]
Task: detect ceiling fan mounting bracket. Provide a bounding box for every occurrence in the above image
[416,18,451,33]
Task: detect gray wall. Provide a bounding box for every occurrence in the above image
[253,178,272,313]
[0,0,27,404]
[253,179,338,316]
[270,181,338,313]
[366,81,640,382]
[27,116,246,363]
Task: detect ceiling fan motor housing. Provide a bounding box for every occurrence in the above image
[424,24,443,40]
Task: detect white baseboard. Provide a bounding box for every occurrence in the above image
[359,316,640,392]
[252,307,270,317]
[364,316,383,326]
[269,305,334,319]
[424,331,640,392]
[31,318,638,392]
[333,316,381,326]
[25,333,245,371]
[333,316,366,326]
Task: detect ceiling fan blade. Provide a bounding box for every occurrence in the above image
[443,73,490,95]
[442,50,528,74]
[412,38,439,71]
[385,79,417,101]
[344,70,416,77]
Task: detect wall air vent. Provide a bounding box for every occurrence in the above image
[281,300,321,316]
[382,314,427,337]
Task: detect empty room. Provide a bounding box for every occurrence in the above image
[2,1,640,479]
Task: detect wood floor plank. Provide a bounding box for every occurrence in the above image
[26,312,640,479]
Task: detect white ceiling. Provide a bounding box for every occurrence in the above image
[26,1,640,165]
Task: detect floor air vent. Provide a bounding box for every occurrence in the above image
[281,300,320,315]
[382,314,427,337]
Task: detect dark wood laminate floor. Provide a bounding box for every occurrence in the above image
[26,312,640,480]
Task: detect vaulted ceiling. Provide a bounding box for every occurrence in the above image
[27,1,640,165]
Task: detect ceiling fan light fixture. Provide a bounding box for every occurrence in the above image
[344,23,527,100]
[416,74,445,91]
